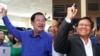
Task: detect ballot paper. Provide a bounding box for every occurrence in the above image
[0,47,10,56]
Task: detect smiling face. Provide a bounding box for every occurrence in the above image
[76,19,92,38]
[52,20,59,35]
[7,33,13,41]
[31,15,45,32]
[0,31,4,43]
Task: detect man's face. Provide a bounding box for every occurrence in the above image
[48,26,54,36]
[31,15,45,32]
[76,19,92,37]
[7,33,13,41]
[0,31,4,42]
[52,20,59,35]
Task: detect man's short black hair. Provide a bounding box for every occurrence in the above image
[53,18,64,28]
[31,12,46,21]
[76,17,94,29]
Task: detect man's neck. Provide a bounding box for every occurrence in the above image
[81,36,89,45]
[33,30,40,37]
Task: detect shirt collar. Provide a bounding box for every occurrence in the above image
[30,30,46,38]
[81,38,92,46]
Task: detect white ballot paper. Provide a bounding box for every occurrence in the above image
[0,47,10,56]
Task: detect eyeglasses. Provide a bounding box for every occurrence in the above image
[78,24,91,27]
[34,19,45,22]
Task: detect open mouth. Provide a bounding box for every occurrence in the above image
[38,26,44,28]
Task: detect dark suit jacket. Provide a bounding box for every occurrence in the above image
[54,20,100,56]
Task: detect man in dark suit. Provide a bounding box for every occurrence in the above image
[54,4,100,56]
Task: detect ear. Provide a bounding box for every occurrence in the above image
[75,26,78,31]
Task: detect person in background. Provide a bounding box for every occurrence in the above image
[48,26,55,40]
[1,7,52,56]
[48,26,53,34]
[7,31,16,46]
[91,25,100,46]
[10,27,24,56]
[68,27,74,37]
[0,30,9,47]
[11,37,21,56]
[52,19,60,42]
[52,19,66,56]
[7,31,21,56]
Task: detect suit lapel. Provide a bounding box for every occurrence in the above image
[75,35,96,56]
[74,34,86,56]
[92,43,96,56]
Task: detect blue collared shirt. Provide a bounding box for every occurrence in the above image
[2,16,52,56]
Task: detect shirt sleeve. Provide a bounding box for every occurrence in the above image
[2,16,24,42]
[65,17,71,23]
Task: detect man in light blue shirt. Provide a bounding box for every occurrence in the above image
[1,7,52,56]
[0,30,9,47]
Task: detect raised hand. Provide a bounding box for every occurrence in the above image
[66,3,78,20]
[0,4,7,17]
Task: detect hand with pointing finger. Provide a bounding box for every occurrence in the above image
[66,3,78,20]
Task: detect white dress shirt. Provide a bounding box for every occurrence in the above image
[81,38,93,56]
